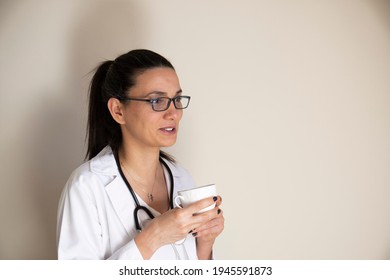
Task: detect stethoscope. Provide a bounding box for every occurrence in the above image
[114,151,189,259]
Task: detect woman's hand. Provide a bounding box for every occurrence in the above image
[193,196,224,259]
[135,196,219,259]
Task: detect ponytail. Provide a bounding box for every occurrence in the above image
[86,60,121,160]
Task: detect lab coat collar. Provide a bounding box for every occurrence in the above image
[90,146,119,176]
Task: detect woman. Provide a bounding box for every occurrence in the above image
[57,49,224,260]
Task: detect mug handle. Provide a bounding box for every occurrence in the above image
[174,195,184,208]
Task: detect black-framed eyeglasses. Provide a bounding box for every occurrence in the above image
[119,95,191,112]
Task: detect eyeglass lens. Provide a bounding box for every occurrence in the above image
[153,97,190,111]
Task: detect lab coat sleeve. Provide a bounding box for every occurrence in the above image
[107,240,143,260]
[57,171,144,260]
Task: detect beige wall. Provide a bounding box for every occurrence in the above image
[1,0,389,259]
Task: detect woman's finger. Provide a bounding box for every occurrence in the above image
[194,215,222,233]
[191,209,225,234]
[185,196,218,215]
[215,196,222,207]
[193,221,224,238]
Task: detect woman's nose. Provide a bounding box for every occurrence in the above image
[164,100,181,119]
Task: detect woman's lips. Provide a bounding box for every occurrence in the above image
[159,127,177,135]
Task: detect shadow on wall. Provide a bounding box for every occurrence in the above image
[24,1,147,259]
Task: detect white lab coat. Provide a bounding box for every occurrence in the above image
[57,146,198,260]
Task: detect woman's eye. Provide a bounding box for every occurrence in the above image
[151,98,163,104]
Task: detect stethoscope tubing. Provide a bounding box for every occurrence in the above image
[114,150,175,232]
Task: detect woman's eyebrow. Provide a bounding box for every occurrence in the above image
[144,89,182,97]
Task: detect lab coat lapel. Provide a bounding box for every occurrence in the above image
[90,146,135,236]
[105,176,135,237]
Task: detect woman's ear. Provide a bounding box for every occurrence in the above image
[107,97,126,125]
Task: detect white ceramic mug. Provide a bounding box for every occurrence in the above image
[174,184,217,214]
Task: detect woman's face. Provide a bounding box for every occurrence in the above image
[120,67,184,150]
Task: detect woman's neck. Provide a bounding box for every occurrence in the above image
[118,142,161,181]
